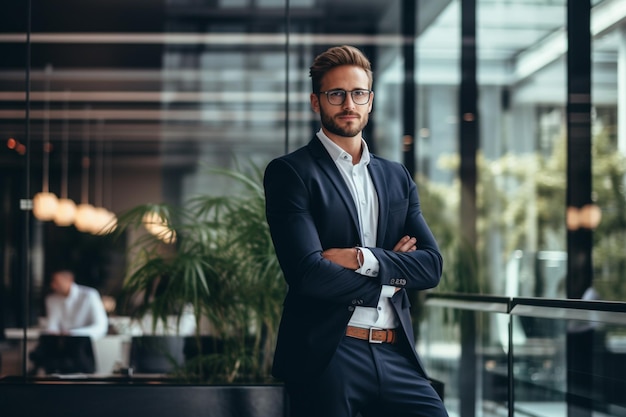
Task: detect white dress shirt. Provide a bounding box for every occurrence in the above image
[317,129,399,329]
[45,283,109,339]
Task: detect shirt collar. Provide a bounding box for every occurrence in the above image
[316,128,371,166]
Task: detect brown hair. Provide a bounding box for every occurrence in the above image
[309,45,373,94]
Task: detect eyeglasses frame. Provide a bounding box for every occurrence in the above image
[318,89,373,106]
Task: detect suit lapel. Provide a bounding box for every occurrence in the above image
[307,137,361,238]
[367,156,389,247]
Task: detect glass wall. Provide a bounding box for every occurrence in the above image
[415,0,572,296]
[415,0,626,303]
[590,0,625,302]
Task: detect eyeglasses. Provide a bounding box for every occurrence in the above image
[319,89,372,106]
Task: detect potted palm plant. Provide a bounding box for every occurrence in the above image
[114,165,286,383]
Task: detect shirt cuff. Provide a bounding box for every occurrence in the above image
[355,247,379,277]
[380,285,396,298]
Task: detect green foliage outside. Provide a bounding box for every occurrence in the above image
[417,127,626,301]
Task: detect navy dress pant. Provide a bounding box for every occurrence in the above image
[286,335,448,417]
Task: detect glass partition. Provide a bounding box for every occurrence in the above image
[419,295,512,417]
[0,1,31,378]
[414,0,626,302]
[421,294,626,417]
[590,0,625,302]
[511,300,626,416]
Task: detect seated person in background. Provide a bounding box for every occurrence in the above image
[29,269,108,374]
[44,269,108,339]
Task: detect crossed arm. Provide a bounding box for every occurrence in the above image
[265,157,442,303]
[322,235,418,294]
[321,235,417,270]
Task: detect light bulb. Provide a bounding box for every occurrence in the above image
[91,207,117,235]
[33,192,59,221]
[99,210,118,235]
[74,203,97,233]
[54,198,77,226]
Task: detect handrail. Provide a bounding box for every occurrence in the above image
[425,292,511,304]
[424,292,510,313]
[510,297,626,325]
[511,296,626,312]
[426,292,626,321]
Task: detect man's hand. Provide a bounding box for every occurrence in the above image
[322,248,359,270]
[393,235,416,253]
[392,235,416,292]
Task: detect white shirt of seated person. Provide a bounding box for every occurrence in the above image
[44,270,108,339]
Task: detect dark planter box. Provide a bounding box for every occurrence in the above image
[0,377,287,417]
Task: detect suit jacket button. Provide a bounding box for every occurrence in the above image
[348,306,355,312]
[351,299,357,305]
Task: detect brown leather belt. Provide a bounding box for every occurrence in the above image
[345,326,397,344]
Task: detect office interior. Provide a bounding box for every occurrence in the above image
[1,0,626,416]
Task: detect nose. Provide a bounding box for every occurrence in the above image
[342,92,356,109]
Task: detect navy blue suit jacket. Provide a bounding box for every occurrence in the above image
[264,136,443,383]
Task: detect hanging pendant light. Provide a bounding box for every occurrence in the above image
[54,92,77,226]
[75,203,97,233]
[33,64,59,221]
[32,190,58,221]
[55,199,77,226]
[94,207,117,235]
[90,119,117,235]
[96,132,117,235]
[74,108,97,233]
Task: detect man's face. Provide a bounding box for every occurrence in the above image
[311,65,373,139]
[50,272,73,297]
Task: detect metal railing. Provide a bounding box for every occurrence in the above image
[420,292,626,417]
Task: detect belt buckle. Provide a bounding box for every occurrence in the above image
[368,327,383,344]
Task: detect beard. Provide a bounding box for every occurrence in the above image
[320,107,368,138]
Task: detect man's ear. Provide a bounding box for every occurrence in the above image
[310,92,320,113]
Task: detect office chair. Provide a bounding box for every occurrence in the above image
[129,335,185,374]
[29,334,96,374]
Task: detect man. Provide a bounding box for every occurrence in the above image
[264,45,448,417]
[44,269,108,339]
[29,269,108,374]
